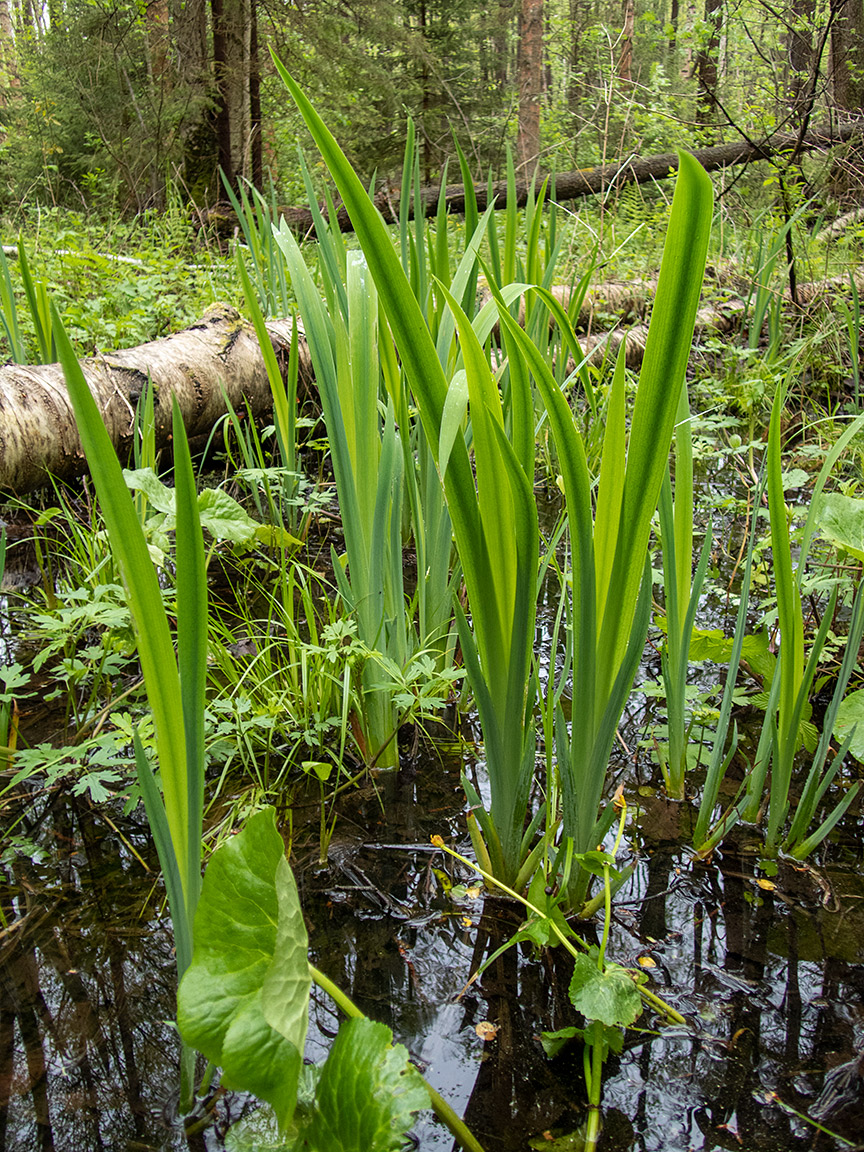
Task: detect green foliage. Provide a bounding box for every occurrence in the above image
[815,491,864,563]
[178,807,459,1150]
[178,808,310,1131]
[294,1018,429,1152]
[567,951,643,1029]
[0,214,239,361]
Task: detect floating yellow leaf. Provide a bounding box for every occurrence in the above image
[637,955,656,968]
[475,1021,499,1041]
[756,878,776,891]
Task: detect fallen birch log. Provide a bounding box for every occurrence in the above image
[3,259,858,495]
[0,305,309,495]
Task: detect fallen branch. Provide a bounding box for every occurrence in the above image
[254,120,864,235]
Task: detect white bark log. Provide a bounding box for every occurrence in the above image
[0,304,304,494]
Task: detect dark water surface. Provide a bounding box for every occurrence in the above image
[2,751,863,1152]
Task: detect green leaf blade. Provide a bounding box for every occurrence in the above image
[178,808,310,1130]
[302,1018,429,1152]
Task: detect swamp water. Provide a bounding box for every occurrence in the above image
[2,743,863,1152]
[2,463,864,1152]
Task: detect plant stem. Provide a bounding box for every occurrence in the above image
[308,965,486,1152]
[433,838,686,1024]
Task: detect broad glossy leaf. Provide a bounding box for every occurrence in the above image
[300,1018,429,1152]
[815,491,864,564]
[197,488,259,544]
[834,687,864,760]
[123,468,176,514]
[568,954,642,1027]
[177,808,310,1130]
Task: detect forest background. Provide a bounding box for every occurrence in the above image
[0,0,862,216]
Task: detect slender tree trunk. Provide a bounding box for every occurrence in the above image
[170,0,212,193]
[495,0,514,86]
[829,0,864,197]
[0,0,19,103]
[250,0,262,189]
[211,0,234,186]
[787,0,816,126]
[224,0,251,182]
[669,0,679,53]
[517,0,543,169]
[695,0,723,129]
[830,0,864,111]
[618,0,635,81]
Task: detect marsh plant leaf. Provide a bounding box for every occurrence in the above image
[177,808,310,1130]
[815,492,864,563]
[123,467,177,513]
[123,468,259,544]
[539,1026,582,1059]
[197,487,259,544]
[833,688,864,760]
[297,1018,429,1152]
[568,954,642,1027]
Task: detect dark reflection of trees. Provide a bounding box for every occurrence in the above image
[0,789,183,1151]
[457,897,586,1151]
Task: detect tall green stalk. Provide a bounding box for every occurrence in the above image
[657,385,713,799]
[272,224,410,769]
[487,152,713,900]
[55,306,207,1104]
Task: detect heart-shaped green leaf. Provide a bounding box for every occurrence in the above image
[177,808,310,1130]
[299,1017,429,1152]
[568,954,642,1027]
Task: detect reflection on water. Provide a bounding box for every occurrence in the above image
[2,750,863,1150]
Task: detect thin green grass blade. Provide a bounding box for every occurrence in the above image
[593,343,627,626]
[134,733,191,972]
[172,398,207,916]
[765,383,805,849]
[0,247,25,363]
[504,147,517,285]
[19,241,52,362]
[236,249,296,470]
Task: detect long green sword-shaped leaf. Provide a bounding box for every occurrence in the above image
[172,397,207,919]
[596,152,713,701]
[270,54,489,611]
[765,383,805,851]
[53,305,191,894]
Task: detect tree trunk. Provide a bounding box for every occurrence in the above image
[211,0,232,185]
[618,0,635,81]
[787,0,816,126]
[170,0,212,193]
[695,0,723,129]
[0,0,19,102]
[0,306,307,495]
[517,0,543,170]
[224,0,251,182]
[830,0,864,110]
[250,0,263,190]
[568,0,588,143]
